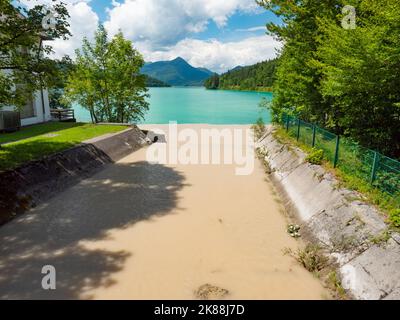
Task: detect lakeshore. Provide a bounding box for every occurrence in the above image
[205,87,273,93]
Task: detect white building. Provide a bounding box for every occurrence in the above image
[1,9,51,127]
[2,87,51,127]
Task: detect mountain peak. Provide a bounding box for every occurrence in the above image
[141,58,215,86]
[172,57,187,63]
[229,66,243,72]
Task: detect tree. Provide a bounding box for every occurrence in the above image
[316,0,400,156]
[0,0,70,108]
[64,25,149,123]
[257,0,400,158]
[204,59,277,91]
[48,56,75,109]
[257,0,340,124]
[204,73,219,89]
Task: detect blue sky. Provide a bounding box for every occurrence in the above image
[197,11,281,42]
[20,0,282,73]
[90,0,281,43]
[89,0,281,42]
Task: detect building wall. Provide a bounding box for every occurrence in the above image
[1,33,51,127]
[2,89,51,126]
[21,89,51,126]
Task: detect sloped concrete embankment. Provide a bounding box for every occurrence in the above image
[257,126,400,300]
[0,126,148,226]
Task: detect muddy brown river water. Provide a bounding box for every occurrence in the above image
[0,125,328,299]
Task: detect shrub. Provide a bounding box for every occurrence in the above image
[327,271,347,299]
[389,209,400,228]
[253,117,266,140]
[305,148,324,165]
[284,244,328,272]
[296,245,328,272]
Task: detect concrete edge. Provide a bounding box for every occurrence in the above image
[0,126,149,226]
[257,125,400,300]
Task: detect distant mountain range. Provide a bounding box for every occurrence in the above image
[141,57,214,86]
[229,66,243,72]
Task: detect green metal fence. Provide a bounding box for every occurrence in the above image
[281,114,400,199]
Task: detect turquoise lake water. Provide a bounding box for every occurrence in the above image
[73,87,272,124]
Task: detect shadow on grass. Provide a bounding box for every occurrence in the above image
[0,139,79,171]
[0,122,85,145]
[0,161,187,299]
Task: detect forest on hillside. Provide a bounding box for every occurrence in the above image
[258,0,400,158]
[145,76,171,87]
[204,59,277,92]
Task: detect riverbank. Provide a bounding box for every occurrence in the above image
[0,125,147,226]
[0,124,328,299]
[0,122,128,171]
[257,125,400,299]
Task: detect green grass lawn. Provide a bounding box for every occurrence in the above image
[0,122,129,171]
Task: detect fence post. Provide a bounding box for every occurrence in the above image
[286,115,290,132]
[312,125,316,148]
[333,135,340,168]
[370,152,380,184]
[296,119,301,141]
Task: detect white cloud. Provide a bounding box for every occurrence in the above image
[49,1,99,58]
[19,0,99,58]
[19,0,92,9]
[140,35,281,73]
[104,0,258,46]
[103,0,278,72]
[17,0,280,71]
[236,26,266,32]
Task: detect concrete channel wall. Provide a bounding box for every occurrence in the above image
[0,126,148,226]
[257,126,400,300]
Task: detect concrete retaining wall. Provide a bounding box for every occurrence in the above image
[0,126,148,226]
[257,126,400,300]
